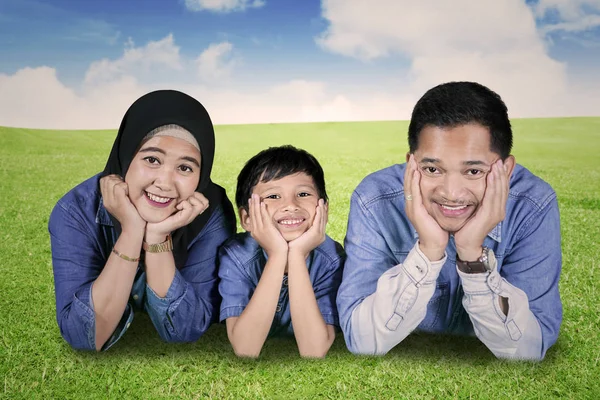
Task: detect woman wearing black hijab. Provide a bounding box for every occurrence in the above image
[49,90,236,351]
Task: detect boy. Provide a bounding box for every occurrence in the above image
[218,145,345,358]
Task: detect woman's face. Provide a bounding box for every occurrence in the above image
[124,135,201,223]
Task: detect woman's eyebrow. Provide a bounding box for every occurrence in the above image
[138,146,165,155]
[180,156,200,168]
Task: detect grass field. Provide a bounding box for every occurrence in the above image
[0,118,599,399]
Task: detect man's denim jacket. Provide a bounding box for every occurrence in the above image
[218,232,345,336]
[49,174,236,350]
[337,164,562,360]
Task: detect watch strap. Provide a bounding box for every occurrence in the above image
[143,234,173,253]
[456,247,491,274]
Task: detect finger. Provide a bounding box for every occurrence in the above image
[188,194,208,214]
[259,199,271,230]
[114,181,129,199]
[313,200,322,229]
[499,160,509,205]
[192,192,210,209]
[176,200,194,223]
[322,200,329,228]
[320,200,328,238]
[496,160,508,219]
[251,194,263,231]
[410,165,423,209]
[484,161,501,218]
[403,155,414,199]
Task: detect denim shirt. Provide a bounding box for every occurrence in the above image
[218,232,345,336]
[48,174,236,350]
[337,164,562,360]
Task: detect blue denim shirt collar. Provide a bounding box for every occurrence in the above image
[95,198,113,227]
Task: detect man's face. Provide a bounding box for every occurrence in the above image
[409,123,513,233]
[125,136,201,223]
[241,172,320,242]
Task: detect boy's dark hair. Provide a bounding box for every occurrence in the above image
[235,145,328,210]
[408,81,513,159]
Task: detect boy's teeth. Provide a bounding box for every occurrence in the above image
[441,204,467,210]
[147,192,170,203]
[280,219,303,225]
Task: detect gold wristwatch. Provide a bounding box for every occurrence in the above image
[143,234,173,253]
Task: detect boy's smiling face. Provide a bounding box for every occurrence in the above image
[240,172,320,242]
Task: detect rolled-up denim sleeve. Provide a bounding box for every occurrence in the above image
[49,201,133,351]
[145,205,235,342]
[459,196,562,360]
[217,244,254,321]
[337,191,446,355]
[313,247,345,327]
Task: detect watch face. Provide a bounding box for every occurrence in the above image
[481,247,495,272]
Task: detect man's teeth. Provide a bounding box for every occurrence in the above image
[279,218,303,225]
[441,204,467,210]
[146,192,171,204]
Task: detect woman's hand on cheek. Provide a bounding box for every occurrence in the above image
[145,192,209,243]
[100,174,146,234]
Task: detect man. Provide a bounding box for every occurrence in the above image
[337,81,562,360]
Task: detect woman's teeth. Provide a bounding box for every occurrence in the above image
[146,192,171,204]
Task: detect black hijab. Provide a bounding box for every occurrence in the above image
[102,90,235,268]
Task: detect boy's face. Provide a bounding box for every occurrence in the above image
[240,172,320,242]
[408,123,514,233]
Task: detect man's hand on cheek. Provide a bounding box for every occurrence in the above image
[404,155,448,262]
[248,194,288,258]
[145,192,209,244]
[454,160,508,261]
[288,199,328,259]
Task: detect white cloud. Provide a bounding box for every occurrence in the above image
[316,0,600,118]
[535,0,600,33]
[0,66,409,129]
[534,0,600,21]
[184,0,265,13]
[196,41,237,82]
[85,34,182,86]
[0,67,144,129]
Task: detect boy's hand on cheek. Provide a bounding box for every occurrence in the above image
[288,199,327,259]
[145,192,209,244]
[248,194,288,258]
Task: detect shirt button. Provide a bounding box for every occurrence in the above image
[133,294,139,300]
[276,305,282,312]
[283,277,288,286]
[126,323,131,329]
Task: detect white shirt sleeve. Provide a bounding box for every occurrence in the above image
[458,266,543,360]
[349,242,446,355]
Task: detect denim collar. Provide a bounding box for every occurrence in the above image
[411,221,502,243]
[95,198,114,227]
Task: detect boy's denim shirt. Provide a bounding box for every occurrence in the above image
[337,163,562,359]
[218,232,345,336]
[48,173,236,351]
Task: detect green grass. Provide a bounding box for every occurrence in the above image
[0,118,599,399]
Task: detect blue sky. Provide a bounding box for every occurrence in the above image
[1,0,599,129]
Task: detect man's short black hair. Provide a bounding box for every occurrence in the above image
[408,81,513,159]
[235,145,328,210]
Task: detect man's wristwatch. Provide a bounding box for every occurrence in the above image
[143,234,173,253]
[456,247,496,273]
